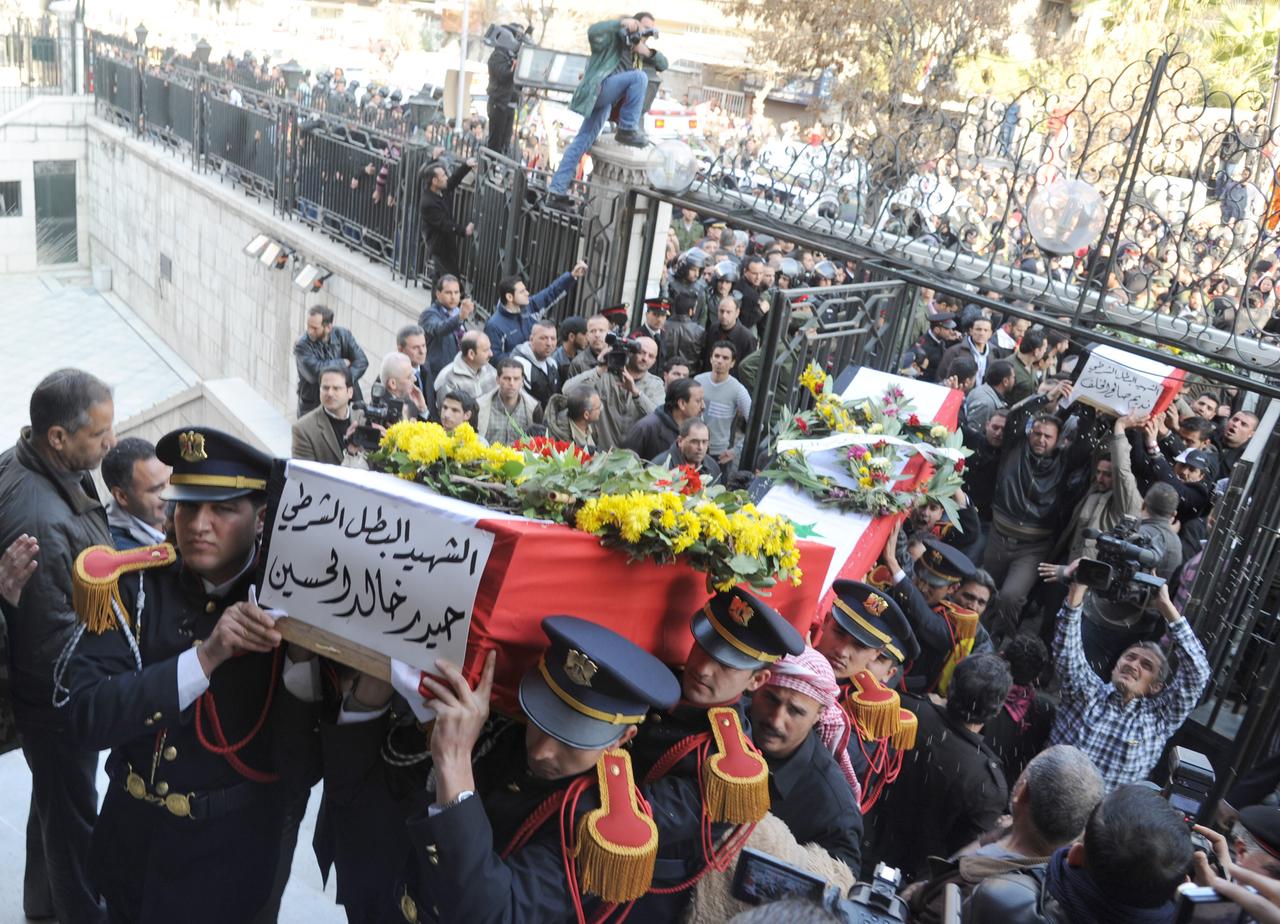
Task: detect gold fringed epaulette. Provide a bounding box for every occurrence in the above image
[576,748,658,904]
[73,544,176,634]
[935,599,980,643]
[701,707,770,825]
[846,670,901,741]
[890,708,918,751]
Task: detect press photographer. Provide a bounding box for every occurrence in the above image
[562,333,663,450]
[344,353,428,458]
[545,13,666,208]
[483,22,532,154]
[1046,566,1209,790]
[1039,482,1182,675]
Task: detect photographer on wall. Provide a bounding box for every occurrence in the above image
[545,13,666,208]
[483,22,532,155]
[1044,560,1209,791]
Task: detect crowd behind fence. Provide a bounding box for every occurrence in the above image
[84,32,619,321]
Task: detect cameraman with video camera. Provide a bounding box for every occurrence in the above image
[545,13,665,208]
[1046,561,1209,791]
[1041,481,1183,676]
[562,333,664,450]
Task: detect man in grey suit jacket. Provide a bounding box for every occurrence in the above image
[292,365,357,464]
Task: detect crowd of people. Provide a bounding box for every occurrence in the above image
[0,196,1277,923]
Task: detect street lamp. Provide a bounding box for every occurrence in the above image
[407,84,442,132]
[193,38,211,68]
[280,59,305,92]
[135,23,148,48]
[1026,179,1106,255]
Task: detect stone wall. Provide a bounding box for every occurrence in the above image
[84,115,431,419]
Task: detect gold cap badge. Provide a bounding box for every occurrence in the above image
[729,595,753,627]
[178,431,208,463]
[864,594,888,616]
[565,649,598,687]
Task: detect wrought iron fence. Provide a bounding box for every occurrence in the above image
[81,30,627,322]
[1,16,60,88]
[673,36,1280,386]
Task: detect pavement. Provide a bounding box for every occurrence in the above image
[0,271,344,921]
[0,272,195,452]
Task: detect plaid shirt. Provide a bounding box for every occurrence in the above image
[1048,603,1210,791]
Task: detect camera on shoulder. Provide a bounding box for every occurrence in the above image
[603,332,641,375]
[1077,515,1165,606]
[349,381,406,451]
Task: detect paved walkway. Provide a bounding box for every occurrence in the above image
[1,272,195,451]
[0,271,343,921]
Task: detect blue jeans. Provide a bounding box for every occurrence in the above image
[549,69,647,194]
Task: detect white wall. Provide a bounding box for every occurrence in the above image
[0,95,92,273]
[115,378,293,457]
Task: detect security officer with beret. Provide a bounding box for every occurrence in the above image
[915,311,960,382]
[62,427,288,922]
[1235,805,1280,878]
[814,579,919,812]
[400,615,681,923]
[879,523,993,694]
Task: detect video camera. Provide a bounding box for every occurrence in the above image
[731,849,930,924]
[350,381,405,452]
[603,332,641,375]
[621,24,659,47]
[1078,515,1165,606]
[483,22,533,56]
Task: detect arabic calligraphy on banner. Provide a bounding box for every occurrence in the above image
[1071,345,1180,417]
[259,460,496,674]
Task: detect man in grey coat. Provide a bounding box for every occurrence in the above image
[0,368,116,923]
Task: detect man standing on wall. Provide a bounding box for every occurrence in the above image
[545,14,665,208]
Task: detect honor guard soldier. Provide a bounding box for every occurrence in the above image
[400,616,680,923]
[863,654,1011,883]
[875,522,992,695]
[60,427,288,923]
[627,589,804,917]
[814,580,920,812]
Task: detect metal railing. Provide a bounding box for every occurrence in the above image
[84,30,623,318]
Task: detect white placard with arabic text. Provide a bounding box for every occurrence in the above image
[1071,345,1175,417]
[259,460,497,675]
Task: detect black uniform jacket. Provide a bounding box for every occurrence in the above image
[864,694,1007,883]
[65,559,285,923]
[766,729,863,872]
